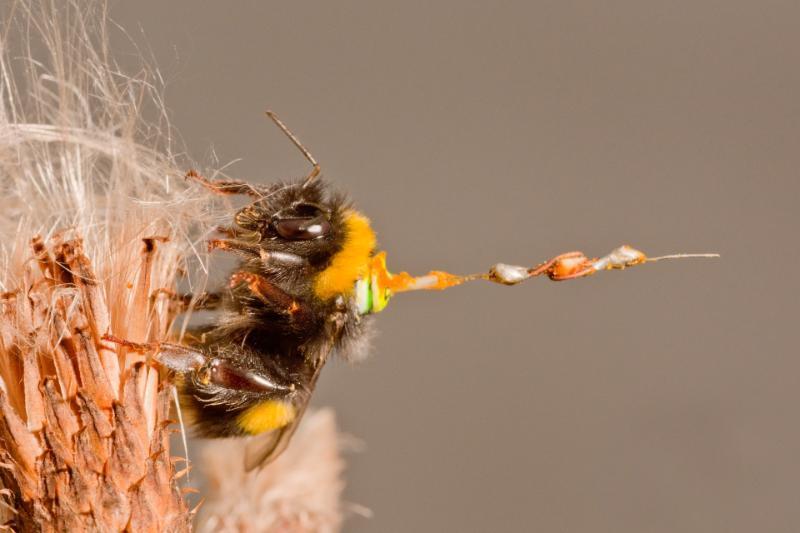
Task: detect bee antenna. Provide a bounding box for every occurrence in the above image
[265,110,321,187]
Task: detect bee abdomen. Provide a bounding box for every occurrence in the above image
[236,400,297,435]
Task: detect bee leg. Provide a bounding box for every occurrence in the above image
[201,358,295,394]
[208,238,261,256]
[259,250,308,267]
[159,344,295,394]
[230,271,310,320]
[186,169,266,198]
[150,288,222,312]
[215,225,261,239]
[102,336,292,394]
[209,239,309,268]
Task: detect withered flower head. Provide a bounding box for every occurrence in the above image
[0,1,348,531]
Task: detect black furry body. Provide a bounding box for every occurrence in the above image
[180,178,374,458]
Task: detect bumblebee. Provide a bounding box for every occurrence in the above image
[110,112,702,470]
[147,112,391,470]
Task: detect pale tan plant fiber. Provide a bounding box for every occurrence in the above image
[0,1,348,531]
[197,409,346,533]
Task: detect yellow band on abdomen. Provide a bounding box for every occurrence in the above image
[237,400,297,435]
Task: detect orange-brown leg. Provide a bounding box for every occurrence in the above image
[150,288,222,312]
[186,169,264,197]
[229,271,307,319]
[208,238,261,255]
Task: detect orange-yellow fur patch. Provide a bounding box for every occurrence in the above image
[237,400,297,435]
[314,211,376,299]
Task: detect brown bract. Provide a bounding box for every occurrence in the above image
[0,235,189,532]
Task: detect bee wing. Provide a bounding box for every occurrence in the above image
[243,383,316,471]
[243,342,332,471]
[243,426,291,471]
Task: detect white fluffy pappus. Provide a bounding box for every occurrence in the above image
[198,409,352,533]
[0,0,215,300]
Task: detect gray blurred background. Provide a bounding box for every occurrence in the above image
[112,2,798,531]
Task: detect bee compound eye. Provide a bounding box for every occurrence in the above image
[273,214,331,240]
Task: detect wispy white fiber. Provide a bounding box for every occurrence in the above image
[0,0,219,304]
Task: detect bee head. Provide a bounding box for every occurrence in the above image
[233,180,343,264]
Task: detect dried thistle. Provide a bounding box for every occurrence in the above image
[0,235,190,531]
[0,0,204,530]
[0,1,351,531]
